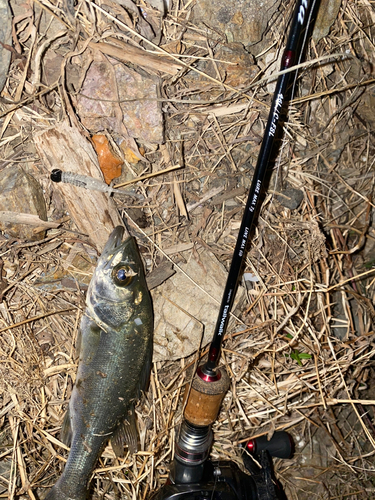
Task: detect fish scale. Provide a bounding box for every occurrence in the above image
[45,226,153,500]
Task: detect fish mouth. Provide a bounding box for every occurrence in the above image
[98,226,135,271]
[108,226,125,249]
[102,226,125,257]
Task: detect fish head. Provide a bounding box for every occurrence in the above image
[86,226,147,329]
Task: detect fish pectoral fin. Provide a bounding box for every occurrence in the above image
[60,407,73,447]
[111,407,138,457]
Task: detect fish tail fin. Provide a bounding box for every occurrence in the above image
[111,406,138,457]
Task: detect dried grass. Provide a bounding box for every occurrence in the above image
[0,0,374,498]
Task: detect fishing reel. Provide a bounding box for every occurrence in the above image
[150,364,293,500]
[150,422,293,500]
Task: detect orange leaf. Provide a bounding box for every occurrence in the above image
[92,134,123,184]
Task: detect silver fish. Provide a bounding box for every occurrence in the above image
[45,226,153,500]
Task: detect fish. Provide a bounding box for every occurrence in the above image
[45,226,153,500]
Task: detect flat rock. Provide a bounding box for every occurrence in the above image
[115,64,164,144]
[76,60,122,133]
[76,58,164,143]
[0,165,47,241]
[152,246,245,362]
[193,0,281,46]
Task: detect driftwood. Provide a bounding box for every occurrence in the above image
[34,120,123,252]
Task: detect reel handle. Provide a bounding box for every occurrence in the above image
[246,431,294,459]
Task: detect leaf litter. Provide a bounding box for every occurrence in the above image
[0,0,374,498]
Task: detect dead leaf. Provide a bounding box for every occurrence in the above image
[92,134,123,184]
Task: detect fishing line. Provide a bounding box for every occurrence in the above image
[49,169,245,324]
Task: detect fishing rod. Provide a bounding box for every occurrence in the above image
[151,0,319,498]
[206,0,317,374]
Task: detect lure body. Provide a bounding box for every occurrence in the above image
[50,169,136,196]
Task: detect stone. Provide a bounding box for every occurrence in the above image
[76,60,122,134]
[114,63,164,144]
[0,165,47,241]
[76,58,164,144]
[312,0,342,42]
[152,246,245,362]
[193,0,281,47]
[276,187,304,210]
[204,43,259,88]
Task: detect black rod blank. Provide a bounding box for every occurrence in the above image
[205,0,318,371]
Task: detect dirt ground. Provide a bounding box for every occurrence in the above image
[0,0,374,498]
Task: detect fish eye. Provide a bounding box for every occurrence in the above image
[117,268,127,281]
[112,265,134,286]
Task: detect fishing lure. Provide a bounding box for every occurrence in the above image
[50,169,140,198]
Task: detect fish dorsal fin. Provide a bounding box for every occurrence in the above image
[111,407,138,457]
[60,406,72,447]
